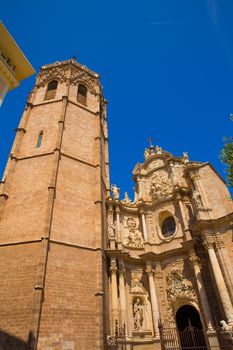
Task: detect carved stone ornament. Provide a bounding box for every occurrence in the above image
[130,270,146,295]
[147,159,164,171]
[70,67,98,94]
[166,266,197,305]
[121,192,132,204]
[37,67,68,87]
[150,171,173,201]
[123,218,144,248]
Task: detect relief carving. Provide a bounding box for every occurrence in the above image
[166,266,197,305]
[70,67,98,94]
[130,270,146,295]
[147,159,164,171]
[37,67,68,87]
[123,217,144,248]
[150,171,173,201]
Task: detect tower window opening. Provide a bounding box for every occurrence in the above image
[44,80,58,100]
[77,84,87,105]
[36,131,43,148]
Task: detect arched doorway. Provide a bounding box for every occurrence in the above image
[176,305,207,350]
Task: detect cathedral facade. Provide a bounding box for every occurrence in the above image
[0,59,233,350]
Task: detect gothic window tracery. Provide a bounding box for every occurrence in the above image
[44,80,58,100]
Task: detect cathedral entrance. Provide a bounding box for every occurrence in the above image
[175,305,207,350]
[159,305,208,350]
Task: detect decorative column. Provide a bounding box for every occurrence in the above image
[140,210,148,242]
[145,210,155,241]
[189,252,214,332]
[119,261,128,335]
[110,258,119,333]
[146,263,160,338]
[107,203,116,249]
[115,207,122,249]
[203,240,233,326]
[215,234,233,303]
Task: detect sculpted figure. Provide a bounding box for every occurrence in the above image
[193,191,203,209]
[183,152,189,163]
[111,184,120,200]
[156,145,162,154]
[108,223,115,239]
[133,298,144,331]
[144,148,150,159]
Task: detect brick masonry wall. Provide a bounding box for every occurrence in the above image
[0,243,40,342]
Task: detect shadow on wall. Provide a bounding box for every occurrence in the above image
[0,330,33,350]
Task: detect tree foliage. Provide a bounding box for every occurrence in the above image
[220,116,233,188]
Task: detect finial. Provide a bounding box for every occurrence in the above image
[148,137,153,147]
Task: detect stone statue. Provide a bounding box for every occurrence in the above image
[133,298,144,331]
[183,152,189,163]
[111,184,120,200]
[156,145,162,154]
[193,191,203,209]
[144,148,150,159]
[108,223,115,239]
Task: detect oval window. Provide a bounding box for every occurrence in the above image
[161,217,176,238]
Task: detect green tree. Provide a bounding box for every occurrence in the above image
[220,115,233,188]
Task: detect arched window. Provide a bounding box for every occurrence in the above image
[44,80,58,100]
[36,131,43,148]
[77,84,87,105]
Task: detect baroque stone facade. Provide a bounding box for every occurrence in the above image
[0,59,233,350]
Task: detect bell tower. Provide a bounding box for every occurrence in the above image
[0,59,110,350]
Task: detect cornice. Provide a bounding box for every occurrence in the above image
[190,213,233,231]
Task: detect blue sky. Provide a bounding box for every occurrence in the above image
[1,0,233,198]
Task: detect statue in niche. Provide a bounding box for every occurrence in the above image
[111,184,120,200]
[193,191,204,209]
[108,223,115,239]
[133,297,144,331]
